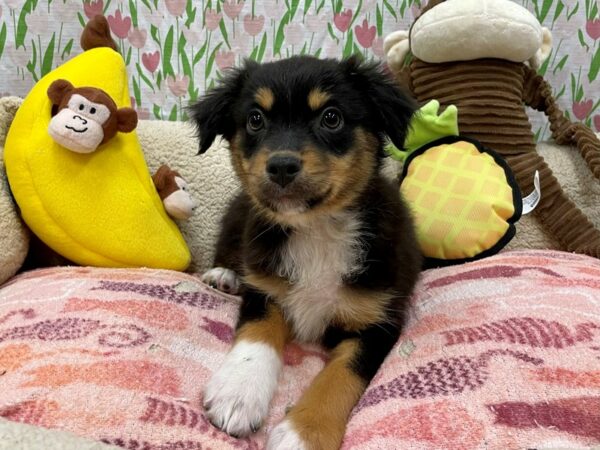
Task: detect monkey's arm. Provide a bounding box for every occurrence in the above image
[523,65,600,179]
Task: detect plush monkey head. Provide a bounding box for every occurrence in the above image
[152,165,197,220]
[47,79,137,153]
[385,0,553,71]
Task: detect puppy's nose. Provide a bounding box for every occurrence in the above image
[266,155,302,187]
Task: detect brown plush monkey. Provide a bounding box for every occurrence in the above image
[152,165,197,220]
[386,0,600,258]
[47,80,137,153]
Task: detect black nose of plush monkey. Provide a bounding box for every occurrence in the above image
[266,155,302,187]
[72,114,88,125]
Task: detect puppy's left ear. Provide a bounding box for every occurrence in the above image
[343,56,417,151]
[188,60,257,154]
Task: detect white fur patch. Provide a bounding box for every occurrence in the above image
[277,212,365,341]
[267,420,308,450]
[201,267,240,295]
[204,341,282,437]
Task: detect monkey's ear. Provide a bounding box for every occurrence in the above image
[116,107,138,133]
[343,56,417,152]
[152,164,171,192]
[188,60,257,154]
[48,79,74,105]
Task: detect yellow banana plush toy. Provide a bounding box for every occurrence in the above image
[4,18,191,271]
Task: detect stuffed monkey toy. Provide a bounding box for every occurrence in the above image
[385,0,600,258]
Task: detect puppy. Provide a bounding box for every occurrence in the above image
[190,55,422,450]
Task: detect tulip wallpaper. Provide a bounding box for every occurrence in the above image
[0,0,598,139]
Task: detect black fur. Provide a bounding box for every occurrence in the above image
[191,56,422,432]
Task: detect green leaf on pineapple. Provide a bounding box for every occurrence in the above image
[41,33,56,77]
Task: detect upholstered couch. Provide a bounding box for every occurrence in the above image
[1,96,599,449]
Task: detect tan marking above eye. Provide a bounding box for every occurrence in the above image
[254,87,275,111]
[308,89,331,111]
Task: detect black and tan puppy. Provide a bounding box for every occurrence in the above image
[190,55,421,450]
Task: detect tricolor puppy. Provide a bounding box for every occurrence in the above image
[190,56,422,450]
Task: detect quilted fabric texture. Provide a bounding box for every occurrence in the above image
[0,250,599,449]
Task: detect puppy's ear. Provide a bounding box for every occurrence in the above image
[342,55,417,151]
[189,60,257,154]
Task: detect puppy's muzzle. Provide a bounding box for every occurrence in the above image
[266,155,302,188]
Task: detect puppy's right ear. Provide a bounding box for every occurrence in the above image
[189,61,256,154]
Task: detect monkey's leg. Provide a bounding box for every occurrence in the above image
[524,67,600,180]
[508,152,600,258]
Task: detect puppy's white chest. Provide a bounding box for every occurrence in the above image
[277,214,364,341]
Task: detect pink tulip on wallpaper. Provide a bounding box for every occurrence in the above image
[573,100,594,120]
[167,74,189,97]
[587,19,600,40]
[215,51,235,71]
[334,9,353,33]
[244,14,265,37]
[205,9,222,31]
[355,19,376,48]
[182,27,202,47]
[83,0,103,20]
[223,0,244,20]
[142,51,160,73]
[165,0,186,18]
[285,23,305,47]
[107,10,131,39]
[128,28,147,49]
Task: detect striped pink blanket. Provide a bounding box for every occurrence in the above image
[0,250,599,449]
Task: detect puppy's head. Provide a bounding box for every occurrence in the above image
[190,56,415,223]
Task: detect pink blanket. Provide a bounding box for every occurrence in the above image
[0,250,599,449]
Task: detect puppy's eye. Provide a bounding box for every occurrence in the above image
[247,110,265,133]
[321,107,343,130]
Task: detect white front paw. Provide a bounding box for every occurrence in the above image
[201,267,240,294]
[204,341,282,437]
[267,420,308,450]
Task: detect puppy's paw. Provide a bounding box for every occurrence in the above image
[201,267,240,294]
[267,420,308,450]
[204,341,282,437]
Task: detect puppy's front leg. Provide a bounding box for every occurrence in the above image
[204,289,289,437]
[267,323,400,450]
